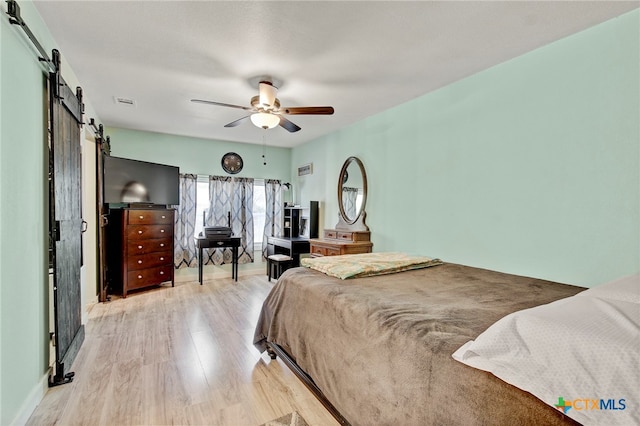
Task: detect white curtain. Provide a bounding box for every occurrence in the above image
[173,173,198,269]
[204,176,254,265]
[262,179,283,260]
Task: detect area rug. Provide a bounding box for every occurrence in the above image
[259,411,309,426]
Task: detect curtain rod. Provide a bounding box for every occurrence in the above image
[194,174,289,185]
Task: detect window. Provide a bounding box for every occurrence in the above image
[194,176,266,251]
[194,177,209,238]
[253,180,265,250]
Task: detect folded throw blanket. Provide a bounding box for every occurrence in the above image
[301,251,443,279]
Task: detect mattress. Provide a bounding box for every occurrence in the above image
[254,262,584,425]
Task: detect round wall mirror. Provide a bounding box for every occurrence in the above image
[337,156,368,228]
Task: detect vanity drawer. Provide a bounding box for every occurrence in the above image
[127,209,174,225]
[310,242,348,257]
[127,250,173,271]
[323,229,370,242]
[127,238,171,254]
[337,232,354,241]
[326,246,343,256]
[126,224,173,240]
[310,244,327,256]
[324,230,338,239]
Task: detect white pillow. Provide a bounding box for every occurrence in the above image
[452,274,640,426]
[577,273,640,304]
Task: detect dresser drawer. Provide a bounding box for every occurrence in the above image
[127,224,173,240]
[128,209,174,225]
[108,207,175,297]
[127,238,171,254]
[127,250,173,271]
[127,265,173,290]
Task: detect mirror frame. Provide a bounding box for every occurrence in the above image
[336,156,369,231]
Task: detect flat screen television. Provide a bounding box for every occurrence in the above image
[103,156,180,205]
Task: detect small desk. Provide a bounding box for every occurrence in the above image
[267,236,310,268]
[195,235,241,284]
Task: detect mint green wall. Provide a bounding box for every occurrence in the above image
[1,2,100,423]
[293,10,639,288]
[1,4,50,425]
[1,4,637,424]
[105,127,292,184]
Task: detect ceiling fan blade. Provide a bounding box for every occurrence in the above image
[282,106,334,115]
[224,115,251,128]
[191,99,253,111]
[279,116,301,133]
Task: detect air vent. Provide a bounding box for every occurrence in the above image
[114,97,136,107]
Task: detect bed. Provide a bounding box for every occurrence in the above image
[253,255,601,425]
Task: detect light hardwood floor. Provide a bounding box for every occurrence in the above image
[28,272,339,426]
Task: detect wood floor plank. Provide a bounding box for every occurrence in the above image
[28,273,340,426]
[24,385,72,426]
[101,357,144,426]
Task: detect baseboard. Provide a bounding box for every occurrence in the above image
[10,370,50,425]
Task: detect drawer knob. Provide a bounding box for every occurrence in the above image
[160,257,164,261]
[139,215,144,219]
[161,215,166,219]
[160,271,164,275]
[138,230,143,234]
[160,243,165,247]
[137,275,142,279]
[138,245,143,249]
[161,229,165,233]
[138,260,142,264]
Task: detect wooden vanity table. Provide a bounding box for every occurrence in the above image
[310,156,373,257]
[310,229,372,256]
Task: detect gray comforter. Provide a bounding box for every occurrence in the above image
[254,263,584,426]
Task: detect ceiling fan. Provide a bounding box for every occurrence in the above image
[191,80,334,133]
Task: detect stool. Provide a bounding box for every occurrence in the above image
[267,254,293,281]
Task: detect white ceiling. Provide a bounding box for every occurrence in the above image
[33,1,638,148]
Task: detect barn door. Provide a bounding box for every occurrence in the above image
[49,50,85,387]
[93,122,111,303]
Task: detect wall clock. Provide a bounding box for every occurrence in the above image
[221,152,243,174]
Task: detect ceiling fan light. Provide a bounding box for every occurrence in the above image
[251,112,280,129]
[259,82,277,107]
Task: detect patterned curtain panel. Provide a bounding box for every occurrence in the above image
[262,179,283,260]
[342,186,359,219]
[204,176,233,265]
[231,177,254,263]
[173,173,198,269]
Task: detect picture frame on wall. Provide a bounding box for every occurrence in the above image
[298,163,313,176]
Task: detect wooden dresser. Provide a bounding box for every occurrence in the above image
[310,229,372,257]
[108,207,175,297]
